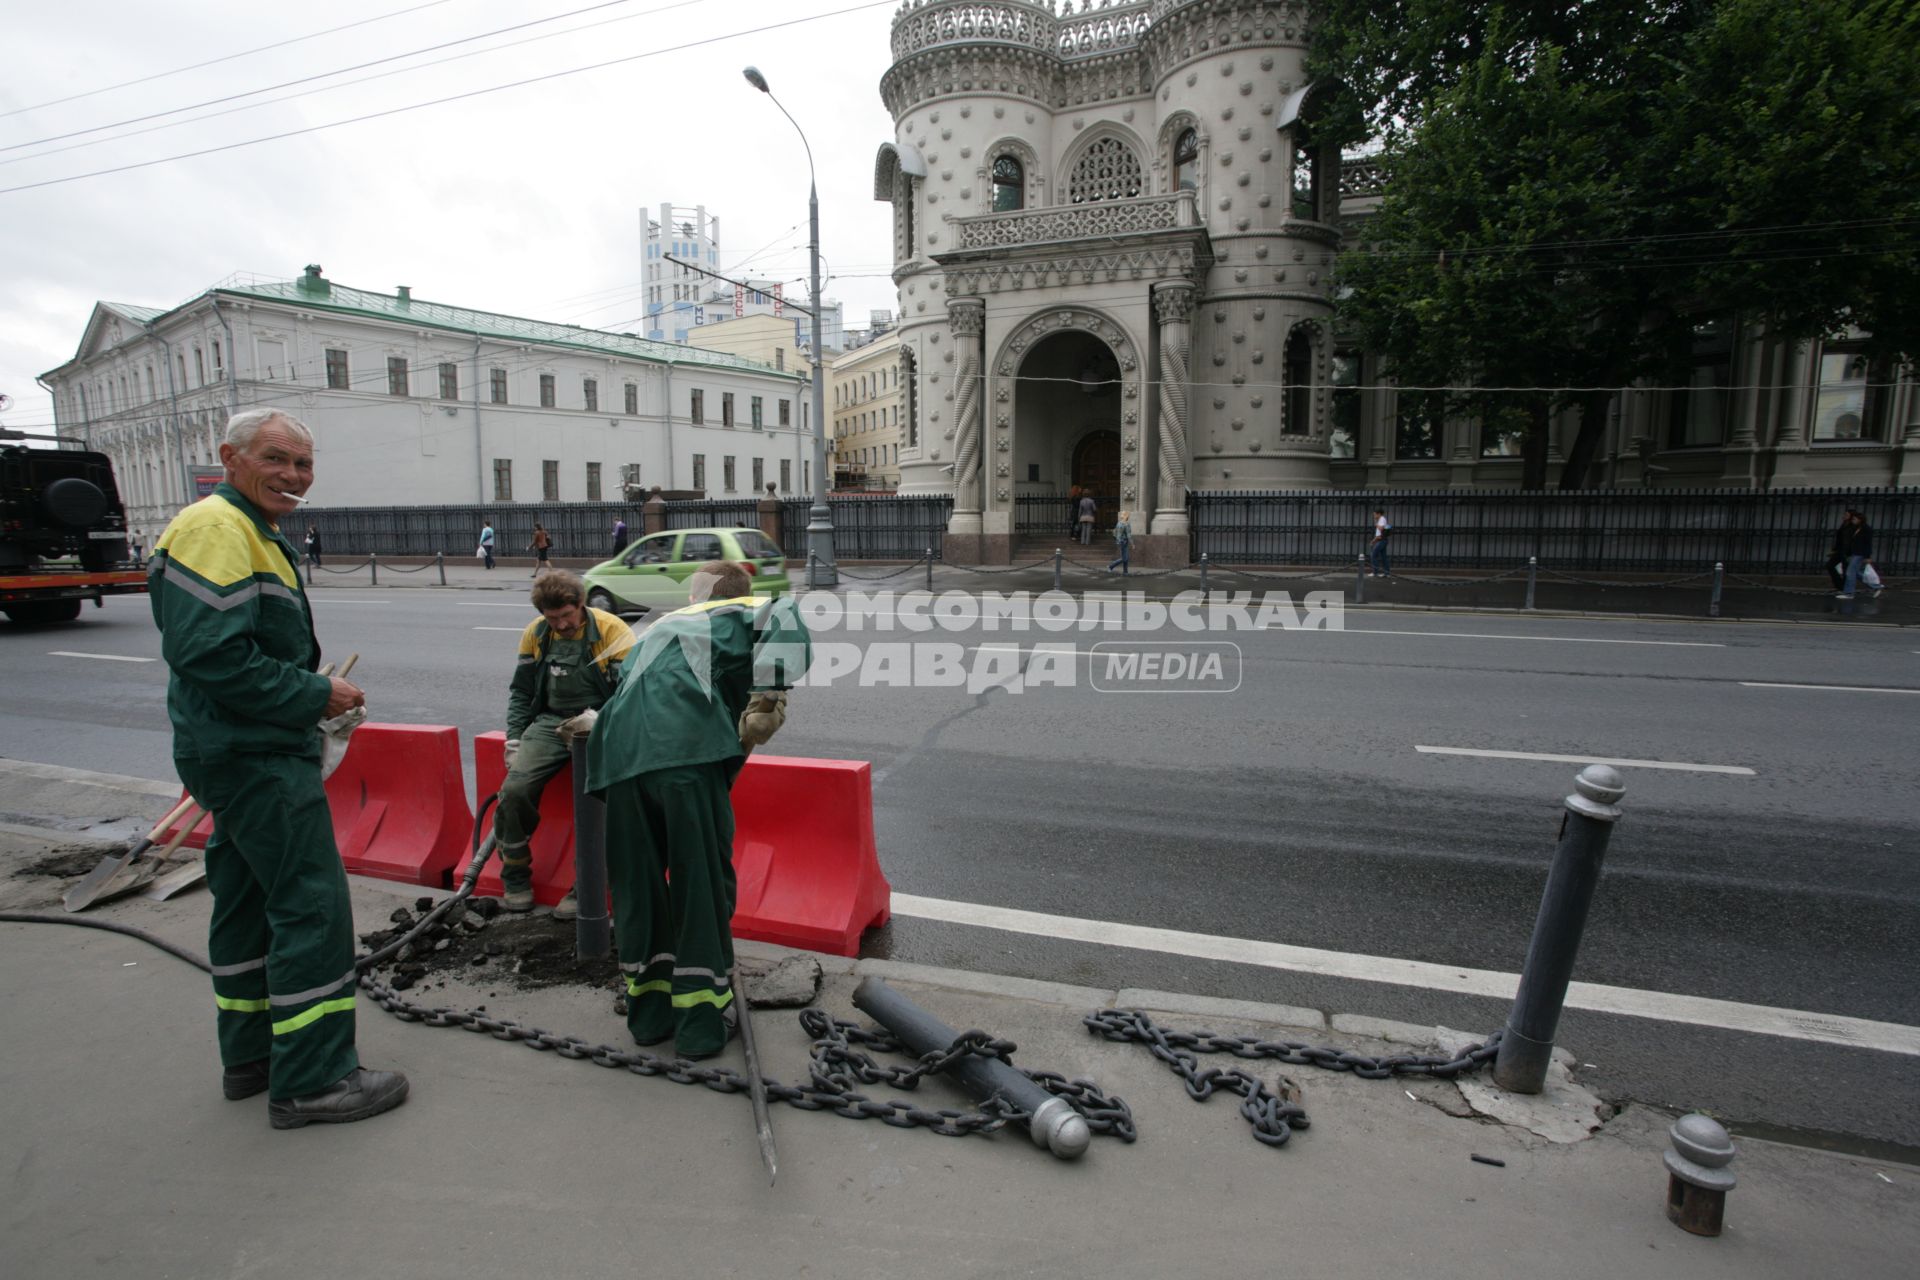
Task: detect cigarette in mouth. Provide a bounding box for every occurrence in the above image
[281,491,312,504]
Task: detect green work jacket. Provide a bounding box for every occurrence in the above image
[585,595,812,793]
[506,607,635,740]
[150,483,331,759]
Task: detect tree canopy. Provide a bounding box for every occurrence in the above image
[1309,0,1920,487]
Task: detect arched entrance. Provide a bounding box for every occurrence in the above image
[1011,329,1124,545]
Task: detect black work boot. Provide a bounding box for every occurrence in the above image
[268,1067,410,1130]
[222,1058,270,1101]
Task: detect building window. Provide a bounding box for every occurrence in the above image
[493,458,512,501]
[775,348,785,371]
[1283,329,1312,435]
[1395,391,1443,459]
[1479,408,1529,458]
[778,398,791,427]
[1292,139,1320,220]
[691,389,704,424]
[751,395,763,428]
[543,459,559,501]
[1173,127,1199,192]
[539,374,556,408]
[177,354,189,389]
[992,154,1024,211]
[780,458,791,491]
[1329,351,1359,459]
[723,455,737,491]
[439,362,459,400]
[388,356,409,396]
[692,453,707,491]
[1067,136,1144,204]
[586,461,602,501]
[583,377,598,412]
[752,457,765,491]
[194,348,206,385]
[624,382,638,415]
[490,368,508,403]
[902,350,917,447]
[804,461,810,493]
[1813,341,1888,442]
[1667,317,1733,448]
[722,392,735,427]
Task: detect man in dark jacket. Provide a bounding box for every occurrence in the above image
[151,408,408,1129]
[1829,509,1877,599]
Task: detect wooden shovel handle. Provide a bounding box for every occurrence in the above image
[146,805,201,870]
[144,795,197,844]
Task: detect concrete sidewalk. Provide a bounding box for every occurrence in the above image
[1,761,1912,1279]
[301,554,1915,625]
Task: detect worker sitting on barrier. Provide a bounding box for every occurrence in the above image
[499,569,636,915]
[579,560,812,1059]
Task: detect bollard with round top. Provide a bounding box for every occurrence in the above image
[1664,1113,1737,1236]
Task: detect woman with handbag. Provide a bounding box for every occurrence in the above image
[1107,511,1133,575]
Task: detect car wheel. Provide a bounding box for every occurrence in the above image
[586,588,617,613]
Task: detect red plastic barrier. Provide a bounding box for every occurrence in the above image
[472,729,577,908]
[162,723,475,889]
[729,755,891,957]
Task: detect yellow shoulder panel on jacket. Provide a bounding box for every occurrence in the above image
[589,609,636,667]
[156,495,299,589]
[517,618,543,657]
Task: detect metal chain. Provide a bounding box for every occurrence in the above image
[834,559,934,582]
[359,971,1135,1142]
[310,558,375,574]
[1536,567,1714,590]
[1084,1009,1501,1148]
[1214,564,1349,583]
[1384,567,1530,587]
[378,559,438,575]
[1724,571,1871,598]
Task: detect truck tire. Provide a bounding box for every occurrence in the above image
[40,477,110,529]
[4,599,84,625]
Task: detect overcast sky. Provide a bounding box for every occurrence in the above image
[0,0,905,437]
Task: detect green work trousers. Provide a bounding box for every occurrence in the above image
[605,763,737,1057]
[177,753,359,1100]
[496,713,573,889]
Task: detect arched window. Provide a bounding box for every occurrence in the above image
[1284,329,1313,435]
[1291,140,1319,220]
[1172,128,1199,192]
[1068,137,1144,204]
[992,155,1024,212]
[901,349,918,447]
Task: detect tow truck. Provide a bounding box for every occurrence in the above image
[0,438,146,624]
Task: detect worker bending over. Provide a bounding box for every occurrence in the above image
[579,561,811,1059]
[498,570,635,914]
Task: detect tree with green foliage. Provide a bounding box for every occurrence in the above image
[1310,0,1920,488]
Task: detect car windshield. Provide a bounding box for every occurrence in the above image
[734,530,780,559]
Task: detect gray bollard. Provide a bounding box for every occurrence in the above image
[370,552,379,587]
[1354,554,1366,604]
[568,734,610,961]
[437,550,446,586]
[1200,551,1211,601]
[851,976,1090,1160]
[1525,555,1538,610]
[1052,548,1063,592]
[1493,764,1626,1094]
[807,549,819,591]
[925,546,933,593]
[1664,1113,1736,1236]
[1709,562,1723,618]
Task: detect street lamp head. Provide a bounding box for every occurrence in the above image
[743,66,770,93]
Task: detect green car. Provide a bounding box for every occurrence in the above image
[582,526,790,615]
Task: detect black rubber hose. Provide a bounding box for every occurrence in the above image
[0,911,211,972]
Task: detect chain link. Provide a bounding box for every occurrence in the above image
[1084,1009,1501,1147]
[378,559,439,575]
[309,558,376,575]
[1213,564,1350,583]
[1535,567,1714,590]
[1383,567,1530,587]
[834,557,935,582]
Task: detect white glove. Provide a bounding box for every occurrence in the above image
[319,705,368,781]
[737,690,787,750]
[503,737,521,771]
[556,708,599,745]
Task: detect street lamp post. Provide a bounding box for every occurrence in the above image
[744,65,836,588]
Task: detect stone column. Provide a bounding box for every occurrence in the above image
[947,298,986,536]
[1150,281,1195,537]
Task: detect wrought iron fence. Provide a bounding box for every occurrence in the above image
[1188,488,1915,574]
[1015,494,1081,537]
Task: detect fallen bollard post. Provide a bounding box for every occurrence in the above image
[1493,763,1626,1094]
[1525,556,1538,610]
[1664,1114,1736,1236]
[852,976,1090,1160]
[568,733,610,961]
[1709,561,1723,618]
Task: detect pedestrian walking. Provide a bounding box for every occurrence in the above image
[1369,507,1392,578]
[529,522,553,578]
[303,524,322,570]
[479,522,495,570]
[1107,510,1133,575]
[611,517,629,557]
[1065,485,1083,539]
[1077,491,1097,546]
[1830,509,1878,599]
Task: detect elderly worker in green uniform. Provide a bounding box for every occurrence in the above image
[150,408,409,1129]
[497,569,636,914]
[578,561,811,1059]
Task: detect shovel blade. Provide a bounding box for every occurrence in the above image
[62,838,153,912]
[141,862,209,901]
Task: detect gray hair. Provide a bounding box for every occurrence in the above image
[224,408,313,452]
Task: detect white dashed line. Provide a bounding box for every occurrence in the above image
[1415,745,1755,776]
[1740,682,1920,695]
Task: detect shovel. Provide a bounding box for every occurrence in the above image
[62,795,199,912]
[88,813,201,907]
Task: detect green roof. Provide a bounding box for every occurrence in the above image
[211,276,801,381]
[102,302,167,324]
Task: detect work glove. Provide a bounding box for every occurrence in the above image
[503,737,521,771]
[556,708,599,745]
[737,690,787,750]
[319,705,369,781]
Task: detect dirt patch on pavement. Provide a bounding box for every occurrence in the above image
[17,847,116,880]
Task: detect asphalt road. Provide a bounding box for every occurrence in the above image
[4,586,1917,1151]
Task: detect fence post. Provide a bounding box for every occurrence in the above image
[1052,548,1063,593]
[1354,554,1366,604]
[925,547,933,593]
[1709,562,1723,618]
[436,550,446,586]
[1493,764,1626,1094]
[1524,555,1538,610]
[370,552,379,587]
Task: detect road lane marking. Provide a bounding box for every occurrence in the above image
[1741,681,1920,695]
[968,644,1098,661]
[1346,628,1723,648]
[1415,745,1755,776]
[48,651,155,663]
[459,601,539,608]
[472,626,526,632]
[890,893,1920,1057]
[307,598,390,604]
